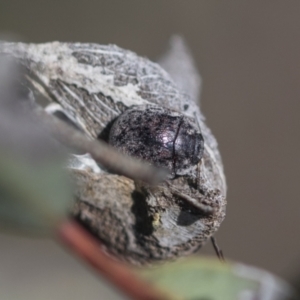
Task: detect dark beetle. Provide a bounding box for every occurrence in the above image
[109,105,204,178]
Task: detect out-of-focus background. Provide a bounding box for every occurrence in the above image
[0,1,300,299]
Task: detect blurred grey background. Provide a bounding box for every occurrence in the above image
[0,1,300,299]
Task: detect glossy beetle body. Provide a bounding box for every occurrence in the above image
[109,105,204,178]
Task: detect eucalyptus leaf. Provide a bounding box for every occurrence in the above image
[141,257,297,300]
[0,58,72,234]
[0,152,72,234]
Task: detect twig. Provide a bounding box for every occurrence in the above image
[57,218,171,300]
[34,108,168,185]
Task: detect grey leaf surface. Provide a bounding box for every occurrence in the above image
[158,35,202,104]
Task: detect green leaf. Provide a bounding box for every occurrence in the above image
[0,149,72,234]
[0,57,73,235]
[141,257,297,300]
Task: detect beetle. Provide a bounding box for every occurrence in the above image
[109,104,204,178]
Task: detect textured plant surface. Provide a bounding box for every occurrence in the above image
[0,37,226,264]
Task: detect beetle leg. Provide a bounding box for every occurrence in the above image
[166,183,214,215]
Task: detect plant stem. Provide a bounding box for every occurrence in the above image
[57,218,171,300]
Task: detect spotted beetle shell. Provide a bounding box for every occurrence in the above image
[109,105,204,178]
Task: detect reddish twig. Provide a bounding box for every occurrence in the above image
[57,218,170,300]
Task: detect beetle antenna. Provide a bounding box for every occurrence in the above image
[211,237,225,262]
